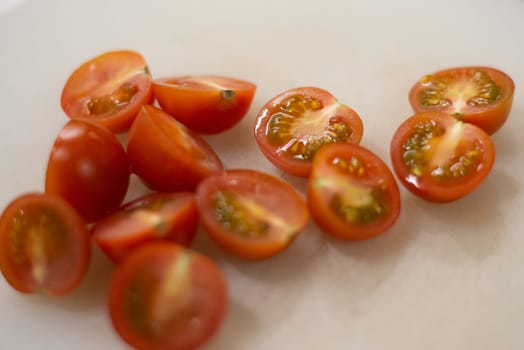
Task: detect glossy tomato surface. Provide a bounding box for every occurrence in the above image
[254,87,363,177]
[61,50,153,133]
[307,142,401,241]
[196,169,309,260]
[108,242,227,350]
[0,193,91,296]
[92,192,199,263]
[153,75,256,134]
[390,112,495,202]
[409,66,514,135]
[127,105,223,192]
[45,119,131,222]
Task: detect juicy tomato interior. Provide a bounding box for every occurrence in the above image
[108,242,227,350]
[127,105,223,192]
[409,66,514,134]
[153,75,256,134]
[390,112,495,202]
[61,50,153,133]
[45,119,131,223]
[0,193,91,296]
[254,87,363,177]
[92,192,199,263]
[196,169,309,260]
[307,142,400,241]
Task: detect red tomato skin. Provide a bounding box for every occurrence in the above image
[127,105,223,192]
[92,192,199,263]
[254,87,364,178]
[153,75,256,134]
[61,50,153,133]
[408,66,515,135]
[390,112,496,202]
[195,169,309,260]
[45,119,131,222]
[108,242,227,350]
[0,193,91,296]
[307,142,401,241]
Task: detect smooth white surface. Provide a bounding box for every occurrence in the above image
[1,0,524,349]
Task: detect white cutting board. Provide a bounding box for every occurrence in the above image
[1,0,524,349]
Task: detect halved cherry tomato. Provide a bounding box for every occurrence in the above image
[45,119,131,222]
[0,193,91,296]
[127,105,223,192]
[92,192,199,263]
[254,87,363,177]
[108,242,227,350]
[390,111,495,202]
[61,50,153,133]
[409,66,514,135]
[195,169,309,260]
[153,75,256,134]
[307,142,401,241]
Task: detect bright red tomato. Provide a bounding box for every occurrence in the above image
[409,66,514,135]
[92,192,199,263]
[307,142,401,241]
[0,193,91,296]
[153,75,256,134]
[108,242,227,350]
[45,119,131,222]
[127,105,223,192]
[390,112,495,202]
[196,169,309,260]
[254,87,363,177]
[61,50,153,133]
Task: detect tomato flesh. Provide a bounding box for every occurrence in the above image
[307,142,401,240]
[153,75,256,134]
[61,50,153,133]
[127,105,223,192]
[0,193,90,296]
[196,169,309,260]
[108,242,227,350]
[390,112,495,202]
[255,87,363,177]
[45,119,131,222]
[92,192,199,263]
[409,66,514,135]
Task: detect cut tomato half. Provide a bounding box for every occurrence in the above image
[61,50,153,133]
[0,193,91,296]
[153,75,256,134]
[196,169,309,260]
[254,87,363,177]
[390,111,495,202]
[409,66,514,134]
[307,142,401,240]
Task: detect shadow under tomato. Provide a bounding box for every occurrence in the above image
[419,169,519,260]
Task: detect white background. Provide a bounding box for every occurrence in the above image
[1,0,524,349]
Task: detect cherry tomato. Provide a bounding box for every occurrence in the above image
[196,169,309,260]
[409,66,514,135]
[127,105,223,192]
[108,242,227,350]
[61,50,153,133]
[0,193,91,296]
[153,75,256,134]
[254,87,363,177]
[390,111,495,202]
[92,192,199,263]
[45,119,131,222]
[307,142,401,241]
